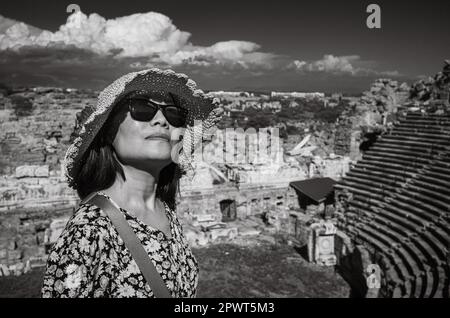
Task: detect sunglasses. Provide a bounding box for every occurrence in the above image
[127,97,187,128]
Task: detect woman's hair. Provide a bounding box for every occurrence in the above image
[73,95,184,210]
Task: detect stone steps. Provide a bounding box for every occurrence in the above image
[343,174,448,221]
[339,178,449,239]
[345,225,409,294]
[362,154,429,168]
[390,130,450,141]
[336,184,448,260]
[345,204,446,297]
[364,151,432,165]
[349,223,420,296]
[381,135,450,147]
[348,202,441,268]
[369,145,440,160]
[377,138,449,152]
[392,125,450,136]
[336,111,450,297]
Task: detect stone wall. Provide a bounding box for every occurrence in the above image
[0,88,97,175]
[0,206,74,276]
[177,183,299,224]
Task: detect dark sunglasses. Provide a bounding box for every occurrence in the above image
[127,97,187,128]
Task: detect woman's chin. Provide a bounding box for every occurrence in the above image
[143,152,173,162]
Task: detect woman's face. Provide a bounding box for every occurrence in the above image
[111,96,185,173]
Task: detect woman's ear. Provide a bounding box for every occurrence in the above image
[170,127,186,142]
[170,141,183,164]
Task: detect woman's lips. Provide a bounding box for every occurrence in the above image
[145,136,170,142]
[145,133,170,141]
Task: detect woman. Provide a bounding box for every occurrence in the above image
[41,69,222,298]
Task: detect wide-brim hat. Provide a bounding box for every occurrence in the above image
[63,68,223,189]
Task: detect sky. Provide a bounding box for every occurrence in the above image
[0,0,449,93]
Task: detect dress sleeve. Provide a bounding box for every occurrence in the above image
[41,220,111,298]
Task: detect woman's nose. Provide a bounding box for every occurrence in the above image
[149,109,169,128]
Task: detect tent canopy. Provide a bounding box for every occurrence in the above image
[289,177,337,204]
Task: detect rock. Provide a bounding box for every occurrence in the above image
[258,234,277,244]
[12,262,24,276]
[0,264,10,276]
[238,227,261,236]
[208,227,238,241]
[24,260,31,274]
[184,229,209,247]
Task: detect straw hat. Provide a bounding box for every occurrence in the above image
[63,68,223,188]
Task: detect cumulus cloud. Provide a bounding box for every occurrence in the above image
[289,54,401,77]
[0,12,275,68]
[0,12,190,56]
[0,12,404,91]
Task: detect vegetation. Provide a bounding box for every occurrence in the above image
[10,95,33,117]
[225,98,347,132]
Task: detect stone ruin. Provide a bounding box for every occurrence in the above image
[0,62,449,298]
[0,86,321,276]
[335,110,450,298]
[333,61,450,297]
[334,78,411,161]
[409,60,450,108]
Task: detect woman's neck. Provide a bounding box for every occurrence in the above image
[102,164,162,216]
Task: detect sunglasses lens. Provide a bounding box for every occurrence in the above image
[129,99,157,121]
[164,106,187,127]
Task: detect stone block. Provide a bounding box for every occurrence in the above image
[15,165,49,178]
[21,234,37,245]
[35,165,49,177]
[16,165,37,178]
[208,227,238,241]
[8,250,22,261]
[8,240,17,251]
[0,264,10,276]
[23,245,40,259]
[10,262,25,276]
[24,260,31,274]
[29,256,47,268]
[238,227,261,236]
[258,234,277,245]
[184,229,208,247]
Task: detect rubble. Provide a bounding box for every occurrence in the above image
[408,60,450,111]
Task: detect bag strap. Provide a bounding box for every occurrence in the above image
[86,194,172,298]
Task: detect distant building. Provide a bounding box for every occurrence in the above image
[271,91,325,99]
[209,91,253,97]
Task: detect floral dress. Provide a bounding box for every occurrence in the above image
[41,192,199,298]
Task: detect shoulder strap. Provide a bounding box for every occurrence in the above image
[88,194,172,298]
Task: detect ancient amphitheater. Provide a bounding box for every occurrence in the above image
[336,111,450,297]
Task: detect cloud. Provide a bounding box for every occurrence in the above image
[0,12,190,56]
[0,12,275,68]
[0,12,405,92]
[289,54,401,77]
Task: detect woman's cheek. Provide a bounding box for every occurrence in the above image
[170,141,184,164]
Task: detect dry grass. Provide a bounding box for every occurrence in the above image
[194,242,349,298]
